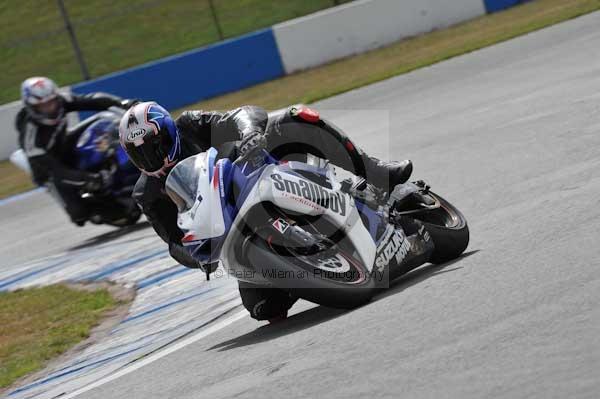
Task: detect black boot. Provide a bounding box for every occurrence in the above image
[363,156,413,191]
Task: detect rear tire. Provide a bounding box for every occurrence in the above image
[97,197,142,227]
[414,193,469,264]
[106,211,141,227]
[98,206,141,227]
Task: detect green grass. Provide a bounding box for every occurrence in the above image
[0,284,119,389]
[0,160,34,200]
[2,0,600,199]
[0,0,350,104]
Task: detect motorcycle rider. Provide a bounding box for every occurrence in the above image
[16,76,137,226]
[119,101,413,321]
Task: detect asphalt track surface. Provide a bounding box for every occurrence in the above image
[2,12,599,399]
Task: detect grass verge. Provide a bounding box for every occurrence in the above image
[189,0,600,111]
[2,0,599,199]
[0,284,119,389]
[0,160,34,200]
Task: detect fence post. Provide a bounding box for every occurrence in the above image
[207,0,224,40]
[56,0,90,80]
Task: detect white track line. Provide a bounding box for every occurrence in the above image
[61,309,248,399]
[0,187,44,206]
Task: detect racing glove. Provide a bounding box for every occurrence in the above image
[239,130,267,158]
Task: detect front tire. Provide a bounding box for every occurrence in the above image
[244,237,378,309]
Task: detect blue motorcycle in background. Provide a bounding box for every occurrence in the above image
[11,108,142,227]
[71,108,142,226]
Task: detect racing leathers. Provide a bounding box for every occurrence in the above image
[16,92,131,224]
[133,105,412,320]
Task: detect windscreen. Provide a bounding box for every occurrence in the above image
[165,156,201,212]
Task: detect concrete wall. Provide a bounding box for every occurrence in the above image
[0,101,21,160]
[272,0,487,74]
[0,88,79,161]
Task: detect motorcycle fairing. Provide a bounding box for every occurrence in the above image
[219,162,378,281]
[168,149,231,243]
[75,119,114,170]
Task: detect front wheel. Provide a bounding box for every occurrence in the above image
[244,236,378,309]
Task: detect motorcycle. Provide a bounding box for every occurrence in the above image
[165,132,469,309]
[10,108,142,227]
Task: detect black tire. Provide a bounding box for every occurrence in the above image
[102,207,142,227]
[245,236,377,309]
[106,213,141,227]
[94,196,142,227]
[413,192,469,264]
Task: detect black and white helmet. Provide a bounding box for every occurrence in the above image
[21,77,65,126]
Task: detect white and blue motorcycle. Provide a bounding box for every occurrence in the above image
[166,141,469,309]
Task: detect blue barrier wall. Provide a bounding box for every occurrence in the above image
[67,1,527,113]
[484,0,526,13]
[71,29,284,110]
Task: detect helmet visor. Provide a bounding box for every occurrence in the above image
[126,130,173,173]
[165,157,200,212]
[32,97,60,118]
